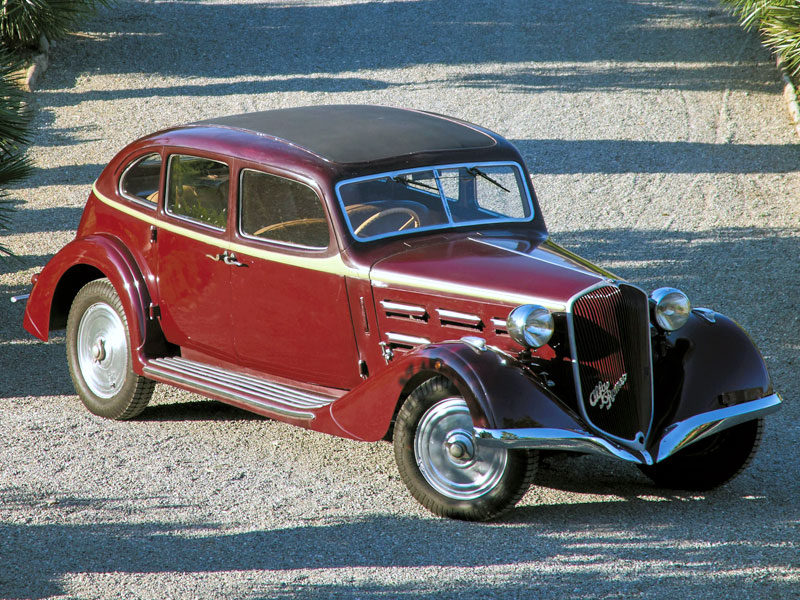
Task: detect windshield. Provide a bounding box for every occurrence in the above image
[336,162,533,241]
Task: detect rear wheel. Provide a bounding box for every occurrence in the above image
[639,418,764,490]
[393,376,536,521]
[66,278,154,420]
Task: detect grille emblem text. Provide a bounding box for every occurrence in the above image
[589,374,627,410]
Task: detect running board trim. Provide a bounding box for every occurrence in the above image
[143,357,335,420]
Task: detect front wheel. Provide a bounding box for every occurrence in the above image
[66,278,155,420]
[639,418,764,490]
[393,376,536,521]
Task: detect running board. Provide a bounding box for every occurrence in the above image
[143,357,335,420]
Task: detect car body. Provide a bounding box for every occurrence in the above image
[21,105,782,520]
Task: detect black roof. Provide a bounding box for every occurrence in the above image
[193,105,497,165]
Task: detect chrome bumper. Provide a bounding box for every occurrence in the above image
[10,293,29,304]
[474,393,782,466]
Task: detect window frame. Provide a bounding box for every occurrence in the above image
[334,161,535,243]
[237,167,330,251]
[164,153,231,232]
[118,151,163,210]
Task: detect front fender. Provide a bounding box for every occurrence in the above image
[649,310,774,444]
[23,234,156,370]
[329,341,585,442]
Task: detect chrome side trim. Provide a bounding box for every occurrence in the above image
[380,300,427,318]
[436,308,481,326]
[10,294,30,304]
[655,393,782,462]
[490,318,507,330]
[143,357,334,419]
[474,427,651,464]
[385,332,431,346]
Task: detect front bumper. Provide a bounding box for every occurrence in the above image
[474,393,782,466]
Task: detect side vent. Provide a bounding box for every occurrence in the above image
[385,332,431,350]
[436,308,483,331]
[380,300,428,321]
[491,317,509,336]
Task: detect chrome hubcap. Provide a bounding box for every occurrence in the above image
[414,397,508,500]
[77,303,127,398]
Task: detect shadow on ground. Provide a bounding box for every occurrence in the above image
[0,484,796,599]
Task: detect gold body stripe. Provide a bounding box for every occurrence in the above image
[92,184,567,310]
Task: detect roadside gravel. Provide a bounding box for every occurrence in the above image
[1,1,798,598]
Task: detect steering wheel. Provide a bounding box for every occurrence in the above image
[354,207,421,236]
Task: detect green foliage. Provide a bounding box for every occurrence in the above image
[0,0,110,50]
[720,0,800,76]
[0,50,32,257]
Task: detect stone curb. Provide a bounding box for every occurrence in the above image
[777,57,800,139]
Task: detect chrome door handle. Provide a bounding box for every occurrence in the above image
[205,252,224,262]
[223,252,248,267]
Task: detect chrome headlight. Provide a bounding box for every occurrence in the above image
[651,287,691,331]
[507,304,554,348]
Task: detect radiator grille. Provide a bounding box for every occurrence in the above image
[571,284,652,441]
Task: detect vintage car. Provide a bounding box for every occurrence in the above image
[20,105,781,520]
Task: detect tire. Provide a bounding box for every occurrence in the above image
[66,278,155,420]
[639,418,764,491]
[393,376,536,521]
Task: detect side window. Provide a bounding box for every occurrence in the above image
[119,153,161,205]
[166,154,229,230]
[239,169,328,249]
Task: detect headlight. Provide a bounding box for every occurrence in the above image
[507,304,554,348]
[651,287,691,331]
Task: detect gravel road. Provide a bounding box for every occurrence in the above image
[1,1,799,598]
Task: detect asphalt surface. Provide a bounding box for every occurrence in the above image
[1,1,799,598]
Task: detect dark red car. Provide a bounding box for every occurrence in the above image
[20,105,781,520]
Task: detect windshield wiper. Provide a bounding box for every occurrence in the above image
[467,167,510,193]
[393,175,439,193]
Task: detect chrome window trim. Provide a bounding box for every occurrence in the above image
[118,152,161,210]
[334,161,535,243]
[165,153,230,232]
[237,167,330,251]
[565,280,655,451]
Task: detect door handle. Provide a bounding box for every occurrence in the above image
[223,252,248,267]
[205,252,224,262]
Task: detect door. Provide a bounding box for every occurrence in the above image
[229,167,361,389]
[157,152,236,360]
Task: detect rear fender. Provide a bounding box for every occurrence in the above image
[329,341,585,442]
[23,234,160,371]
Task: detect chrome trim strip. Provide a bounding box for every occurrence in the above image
[436,308,481,325]
[474,427,651,464]
[385,332,431,346]
[10,294,30,304]
[143,357,335,419]
[490,318,508,330]
[655,394,782,462]
[380,300,427,317]
[565,281,654,452]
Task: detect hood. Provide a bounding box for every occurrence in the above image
[369,235,614,311]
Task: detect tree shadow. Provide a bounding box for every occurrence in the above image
[1,488,796,599]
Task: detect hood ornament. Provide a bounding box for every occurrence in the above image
[589,374,627,410]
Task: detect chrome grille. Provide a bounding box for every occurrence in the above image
[570,284,652,442]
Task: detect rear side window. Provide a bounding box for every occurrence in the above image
[239,169,328,249]
[119,153,161,205]
[166,155,229,230]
